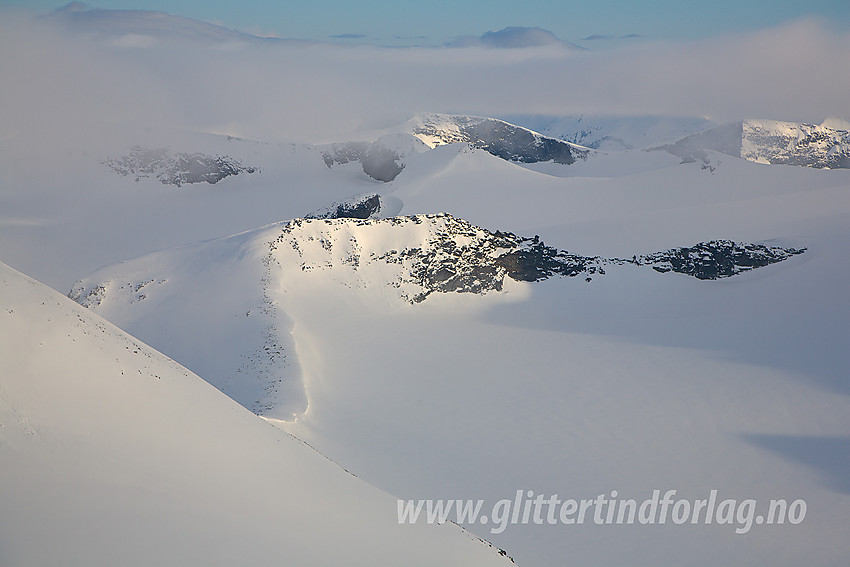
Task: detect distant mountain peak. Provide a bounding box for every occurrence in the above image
[480,26,562,48]
[449,26,584,50]
[408,113,590,164]
[69,212,806,419]
[42,3,285,45]
[661,119,850,169]
[103,146,258,186]
[319,113,591,182]
[56,1,91,12]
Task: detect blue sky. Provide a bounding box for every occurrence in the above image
[8,0,850,45]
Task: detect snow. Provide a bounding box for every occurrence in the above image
[501,113,717,150]
[0,260,514,567]
[59,144,850,565]
[740,119,850,167]
[3,9,850,566]
[663,119,850,169]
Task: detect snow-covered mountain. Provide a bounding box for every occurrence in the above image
[41,1,297,44]
[319,114,591,181]
[662,119,850,168]
[405,113,590,164]
[103,145,258,186]
[448,26,584,50]
[5,6,850,566]
[305,192,400,219]
[318,133,430,182]
[501,114,717,150]
[67,212,807,420]
[5,116,850,565]
[0,260,515,567]
[59,149,850,565]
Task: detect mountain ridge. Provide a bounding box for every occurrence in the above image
[661,119,850,169]
[68,212,807,420]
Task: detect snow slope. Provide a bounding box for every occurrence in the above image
[0,116,605,291]
[4,8,850,566]
[41,1,300,45]
[0,124,392,289]
[501,113,717,150]
[319,113,592,182]
[0,260,514,567]
[65,148,850,566]
[404,113,590,164]
[68,211,804,421]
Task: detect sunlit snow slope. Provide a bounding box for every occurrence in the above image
[66,148,850,566]
[0,261,514,567]
[501,113,717,150]
[3,98,850,567]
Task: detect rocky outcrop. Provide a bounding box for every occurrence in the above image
[636,240,806,280]
[104,145,258,186]
[661,120,850,169]
[320,141,407,182]
[411,113,589,165]
[305,193,383,220]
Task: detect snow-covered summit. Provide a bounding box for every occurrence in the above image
[103,145,258,186]
[406,112,590,164]
[663,119,850,168]
[318,133,429,182]
[740,120,850,168]
[42,2,295,45]
[448,26,584,50]
[68,212,806,420]
[317,113,591,181]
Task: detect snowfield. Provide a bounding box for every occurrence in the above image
[3,112,850,566]
[61,144,850,565]
[2,6,850,567]
[0,260,515,567]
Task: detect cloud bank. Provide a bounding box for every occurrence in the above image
[1,12,848,147]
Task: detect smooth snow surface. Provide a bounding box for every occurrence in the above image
[502,113,717,150]
[60,143,850,565]
[2,17,849,564]
[0,260,514,567]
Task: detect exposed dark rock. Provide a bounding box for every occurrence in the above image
[104,146,257,186]
[361,144,405,182]
[413,115,587,164]
[659,120,850,169]
[321,141,405,182]
[369,216,604,302]
[70,213,809,315]
[320,141,369,167]
[636,240,806,280]
[371,217,807,302]
[462,120,578,164]
[496,239,597,281]
[306,193,383,220]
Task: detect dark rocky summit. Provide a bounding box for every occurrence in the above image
[306,193,383,220]
[413,114,589,165]
[636,240,806,280]
[104,146,257,186]
[321,141,405,182]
